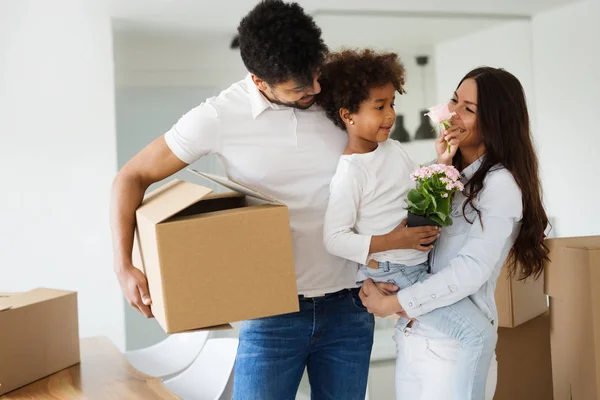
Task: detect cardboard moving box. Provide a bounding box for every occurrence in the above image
[0,288,80,395]
[495,312,553,400]
[545,236,600,400]
[494,260,547,328]
[133,171,299,333]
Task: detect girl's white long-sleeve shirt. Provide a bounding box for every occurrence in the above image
[323,139,428,267]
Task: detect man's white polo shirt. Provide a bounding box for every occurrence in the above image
[165,74,358,296]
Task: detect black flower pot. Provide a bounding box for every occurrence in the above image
[407,211,441,246]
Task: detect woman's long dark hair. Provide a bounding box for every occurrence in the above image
[454,67,549,280]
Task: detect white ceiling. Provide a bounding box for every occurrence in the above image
[107,0,581,36]
[316,14,508,52]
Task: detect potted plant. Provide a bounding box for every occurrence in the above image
[404,164,464,230]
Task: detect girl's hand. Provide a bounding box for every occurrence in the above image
[388,218,439,251]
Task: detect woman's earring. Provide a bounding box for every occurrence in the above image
[349,120,354,125]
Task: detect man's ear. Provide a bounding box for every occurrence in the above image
[251,74,269,92]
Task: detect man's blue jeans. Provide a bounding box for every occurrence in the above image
[232,288,375,400]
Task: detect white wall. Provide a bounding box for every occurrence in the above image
[113,31,437,139]
[434,20,535,123]
[113,32,248,90]
[531,0,600,237]
[434,5,600,238]
[0,0,124,349]
[432,19,536,167]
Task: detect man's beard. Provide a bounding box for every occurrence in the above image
[269,92,316,110]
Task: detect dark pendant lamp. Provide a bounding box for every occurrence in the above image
[414,55,436,140]
[390,114,411,142]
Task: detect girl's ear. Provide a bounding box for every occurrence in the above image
[340,108,354,126]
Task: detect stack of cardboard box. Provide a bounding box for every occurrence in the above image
[493,260,552,400]
[495,235,600,400]
[495,312,553,400]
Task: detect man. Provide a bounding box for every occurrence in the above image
[110,1,438,398]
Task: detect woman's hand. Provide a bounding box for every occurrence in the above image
[436,126,461,165]
[372,281,399,295]
[359,279,404,318]
[396,311,412,320]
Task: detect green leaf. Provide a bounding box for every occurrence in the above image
[404,199,418,212]
[423,180,434,193]
[426,193,437,211]
[406,189,430,211]
[433,210,447,222]
[407,189,425,203]
[436,196,451,216]
[428,214,446,226]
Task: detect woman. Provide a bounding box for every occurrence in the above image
[359,67,550,400]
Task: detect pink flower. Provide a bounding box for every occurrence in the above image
[410,164,464,193]
[425,103,455,125]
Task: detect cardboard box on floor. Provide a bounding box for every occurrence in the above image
[544,236,600,400]
[494,259,547,328]
[0,288,80,395]
[495,312,553,400]
[133,170,299,334]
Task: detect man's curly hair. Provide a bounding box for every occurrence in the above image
[237,0,328,86]
[317,49,406,130]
